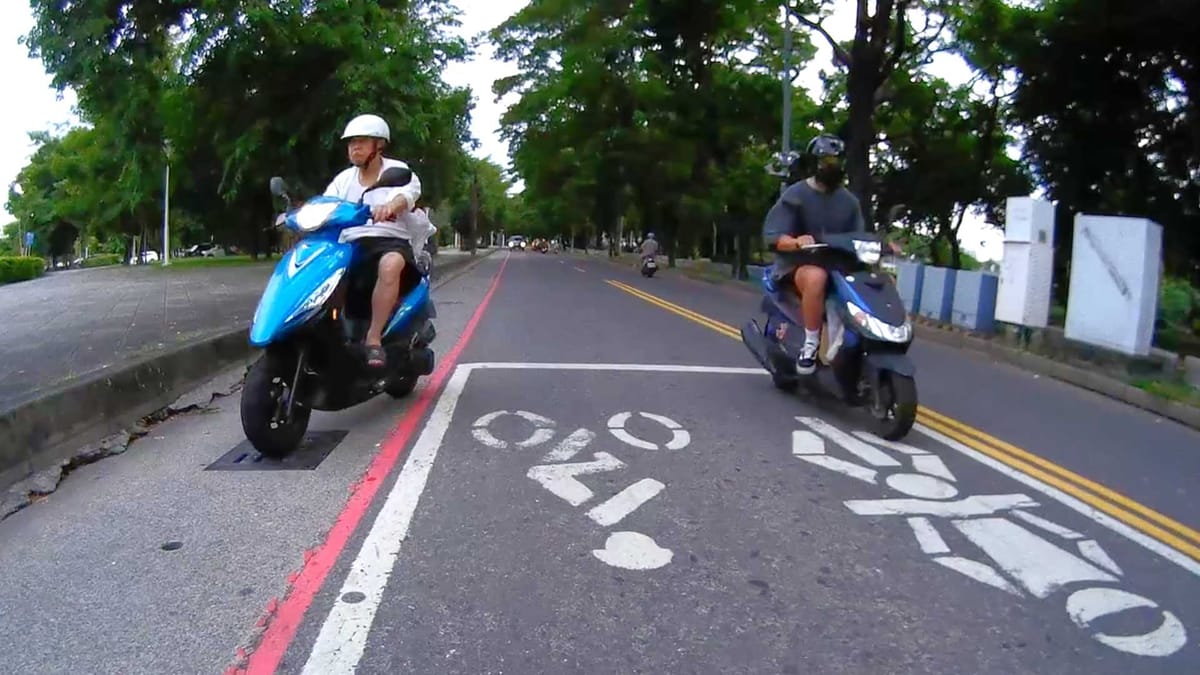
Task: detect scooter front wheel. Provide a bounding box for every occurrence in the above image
[870,372,917,441]
[240,350,311,458]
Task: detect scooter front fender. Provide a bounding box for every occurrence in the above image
[250,239,353,347]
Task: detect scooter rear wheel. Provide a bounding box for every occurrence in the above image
[385,375,419,399]
[870,372,917,441]
[240,351,311,458]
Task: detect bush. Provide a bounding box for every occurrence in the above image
[82,254,122,268]
[0,256,46,284]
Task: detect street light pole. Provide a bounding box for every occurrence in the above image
[780,3,793,197]
[162,140,171,266]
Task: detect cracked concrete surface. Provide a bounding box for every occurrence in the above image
[0,361,253,521]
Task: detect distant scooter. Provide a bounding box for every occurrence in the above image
[641,255,658,278]
[739,232,917,440]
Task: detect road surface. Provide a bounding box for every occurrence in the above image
[1,251,1197,674]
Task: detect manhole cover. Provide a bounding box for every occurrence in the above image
[205,430,349,471]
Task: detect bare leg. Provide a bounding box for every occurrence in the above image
[792,265,828,331]
[366,252,404,348]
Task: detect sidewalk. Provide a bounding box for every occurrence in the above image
[0,250,478,411]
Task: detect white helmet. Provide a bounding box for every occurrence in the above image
[341,114,390,142]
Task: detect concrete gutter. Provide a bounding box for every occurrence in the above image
[0,249,496,498]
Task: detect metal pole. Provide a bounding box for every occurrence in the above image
[781,4,793,197]
[162,160,170,266]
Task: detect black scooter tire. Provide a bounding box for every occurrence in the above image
[872,372,917,441]
[385,375,419,399]
[240,352,311,458]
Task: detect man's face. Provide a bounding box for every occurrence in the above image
[347,136,382,166]
[815,154,845,187]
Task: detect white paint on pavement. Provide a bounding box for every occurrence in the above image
[471,409,556,449]
[853,430,930,455]
[845,493,1039,518]
[587,478,666,526]
[908,517,951,555]
[885,473,959,500]
[607,411,691,450]
[1066,587,1187,657]
[542,428,595,462]
[1077,540,1124,576]
[791,430,825,456]
[914,422,1200,579]
[463,362,769,375]
[527,453,626,506]
[1012,509,1084,540]
[953,517,1118,599]
[300,365,472,675]
[910,455,956,482]
[933,556,1023,597]
[592,531,673,570]
[799,417,901,467]
[797,455,877,484]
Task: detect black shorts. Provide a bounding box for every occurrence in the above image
[771,250,830,285]
[349,237,420,287]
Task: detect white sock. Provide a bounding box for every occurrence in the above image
[804,329,821,349]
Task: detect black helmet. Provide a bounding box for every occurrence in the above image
[806,134,845,158]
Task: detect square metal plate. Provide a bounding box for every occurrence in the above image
[205,430,349,471]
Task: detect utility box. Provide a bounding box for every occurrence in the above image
[918,267,957,323]
[896,261,925,316]
[1064,214,1163,356]
[951,271,1000,333]
[996,196,1056,328]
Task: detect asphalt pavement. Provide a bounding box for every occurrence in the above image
[1,250,1198,674]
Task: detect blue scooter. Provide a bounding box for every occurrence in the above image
[740,232,918,440]
[241,166,437,457]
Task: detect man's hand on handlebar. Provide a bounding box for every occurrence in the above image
[777,234,816,251]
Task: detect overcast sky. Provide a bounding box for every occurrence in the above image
[1,2,1004,260]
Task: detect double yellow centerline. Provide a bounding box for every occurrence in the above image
[605,278,1200,564]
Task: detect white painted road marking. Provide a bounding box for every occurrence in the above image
[301,365,471,675]
[471,409,556,449]
[794,415,1191,658]
[606,411,691,450]
[527,452,627,506]
[587,478,666,526]
[300,363,1199,673]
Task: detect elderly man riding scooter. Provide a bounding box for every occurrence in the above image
[323,113,424,370]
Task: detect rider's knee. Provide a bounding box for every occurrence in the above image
[793,265,827,292]
[378,252,405,281]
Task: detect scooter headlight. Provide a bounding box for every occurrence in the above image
[287,268,345,323]
[853,239,882,265]
[293,202,339,232]
[845,300,911,343]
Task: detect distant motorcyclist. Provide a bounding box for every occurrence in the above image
[761,134,866,375]
[639,233,659,259]
[324,113,422,370]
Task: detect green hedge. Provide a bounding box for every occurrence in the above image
[82,254,122,268]
[0,256,45,284]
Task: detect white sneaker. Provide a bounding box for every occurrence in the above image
[796,342,818,375]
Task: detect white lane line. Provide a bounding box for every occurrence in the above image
[463,362,768,375]
[914,422,1200,579]
[300,365,472,675]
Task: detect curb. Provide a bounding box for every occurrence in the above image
[568,250,1200,431]
[913,321,1200,431]
[0,249,495,493]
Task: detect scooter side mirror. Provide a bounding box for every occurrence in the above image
[374,166,413,189]
[269,177,288,197]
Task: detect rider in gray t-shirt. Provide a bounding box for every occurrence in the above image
[761,134,866,375]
